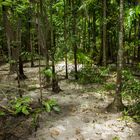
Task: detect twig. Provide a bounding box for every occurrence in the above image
[0,104,15,115]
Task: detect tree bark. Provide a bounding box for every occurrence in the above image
[2,2,17,73]
[64,0,68,79]
[107,0,125,112]
[72,0,78,80]
[102,0,107,66]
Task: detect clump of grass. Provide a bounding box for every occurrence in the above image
[104,83,116,91]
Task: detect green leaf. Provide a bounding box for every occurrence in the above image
[46,103,51,112]
[22,106,29,115]
[15,106,22,114]
[2,0,12,7]
[0,110,6,116]
[53,106,60,112]
[43,102,51,112]
[15,102,22,108]
[43,69,52,77]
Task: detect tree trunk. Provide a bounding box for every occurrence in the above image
[102,0,107,66]
[92,9,97,63]
[2,3,17,73]
[72,0,78,80]
[64,0,68,79]
[107,0,125,112]
[138,15,140,60]
[50,0,61,93]
[37,3,43,103]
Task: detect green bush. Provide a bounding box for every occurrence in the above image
[41,68,52,78]
[122,70,140,122]
[122,70,140,100]
[42,99,60,113]
[10,96,32,115]
[72,66,109,84]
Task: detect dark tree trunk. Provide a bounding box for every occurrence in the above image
[2,2,17,73]
[102,0,107,66]
[92,9,97,63]
[18,56,27,80]
[49,0,61,93]
[72,0,78,80]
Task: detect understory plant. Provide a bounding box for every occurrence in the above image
[10,96,32,115]
[121,69,140,122]
[72,66,110,84]
[42,99,60,113]
[0,96,60,116]
[122,69,140,100]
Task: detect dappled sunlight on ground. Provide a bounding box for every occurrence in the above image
[0,61,140,140]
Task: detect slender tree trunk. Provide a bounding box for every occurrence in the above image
[37,3,43,103]
[102,0,107,66]
[92,9,97,63]
[50,0,61,93]
[138,15,140,60]
[40,0,50,84]
[88,16,91,52]
[16,18,27,80]
[107,0,125,112]
[64,0,68,79]
[30,34,34,67]
[2,3,16,73]
[72,0,78,80]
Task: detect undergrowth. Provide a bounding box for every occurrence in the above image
[70,66,110,84]
[121,69,140,123]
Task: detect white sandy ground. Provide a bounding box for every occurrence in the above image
[0,62,140,140]
[27,80,140,140]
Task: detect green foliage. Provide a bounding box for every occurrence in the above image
[31,112,40,130]
[121,109,133,122]
[104,83,116,91]
[8,59,16,64]
[10,96,31,115]
[122,103,140,123]
[121,70,140,123]
[0,96,60,117]
[128,102,140,123]
[73,66,109,84]
[1,0,29,15]
[112,136,120,140]
[42,99,60,113]
[0,110,5,116]
[77,52,92,64]
[42,68,53,78]
[1,0,12,7]
[122,70,140,100]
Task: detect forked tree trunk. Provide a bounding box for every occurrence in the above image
[107,0,125,112]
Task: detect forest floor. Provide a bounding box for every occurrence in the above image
[0,61,140,140]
